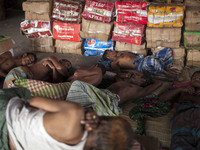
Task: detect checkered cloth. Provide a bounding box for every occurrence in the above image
[67,80,122,116]
[13,79,72,100]
[136,47,173,74]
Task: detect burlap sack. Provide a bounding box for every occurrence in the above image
[22,1,52,13]
[186,49,200,67]
[146,27,181,48]
[184,31,200,50]
[185,0,200,6]
[56,48,82,55]
[80,18,114,42]
[185,7,200,31]
[25,12,51,21]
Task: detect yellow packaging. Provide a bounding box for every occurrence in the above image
[148,5,185,27]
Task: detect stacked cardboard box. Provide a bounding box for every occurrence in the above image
[111,1,149,55]
[0,35,14,55]
[184,6,200,66]
[51,0,83,54]
[80,0,115,56]
[21,1,54,53]
[146,4,185,67]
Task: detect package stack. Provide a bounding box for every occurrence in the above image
[21,1,54,53]
[80,0,115,56]
[112,1,148,55]
[51,0,83,55]
[184,0,200,67]
[147,4,185,67]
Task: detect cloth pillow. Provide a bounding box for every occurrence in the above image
[13,79,72,100]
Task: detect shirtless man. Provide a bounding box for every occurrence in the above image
[0,51,36,78]
[0,87,134,150]
[3,56,71,88]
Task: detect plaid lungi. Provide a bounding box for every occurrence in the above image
[67,80,122,116]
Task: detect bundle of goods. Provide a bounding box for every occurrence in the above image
[185,0,200,6]
[53,22,80,42]
[20,20,52,38]
[184,31,200,50]
[82,0,115,23]
[84,39,114,56]
[55,40,82,54]
[152,46,186,67]
[0,35,14,54]
[153,0,184,3]
[185,7,200,32]
[115,1,149,24]
[51,0,83,24]
[186,50,200,67]
[115,42,147,56]
[148,4,185,27]
[112,22,145,45]
[29,37,55,52]
[22,1,52,21]
[80,18,114,42]
[146,27,181,48]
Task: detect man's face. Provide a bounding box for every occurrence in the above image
[191,72,200,88]
[106,51,117,60]
[131,72,146,86]
[22,54,35,66]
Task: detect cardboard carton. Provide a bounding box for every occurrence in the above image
[186,49,200,67]
[22,1,52,13]
[29,37,55,53]
[184,31,200,50]
[25,12,51,21]
[0,36,14,53]
[185,0,200,6]
[148,4,185,27]
[115,42,147,55]
[185,7,200,31]
[80,18,114,42]
[146,27,181,48]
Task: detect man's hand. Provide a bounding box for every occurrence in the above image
[42,60,55,70]
[181,86,195,95]
[80,110,99,131]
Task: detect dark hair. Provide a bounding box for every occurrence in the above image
[140,72,152,87]
[191,71,200,80]
[97,63,106,75]
[102,50,111,60]
[59,59,72,69]
[96,116,134,150]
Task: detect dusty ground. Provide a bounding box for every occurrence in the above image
[0,9,100,68]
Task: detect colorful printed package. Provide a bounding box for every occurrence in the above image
[82,0,114,23]
[112,22,145,45]
[115,1,148,24]
[84,39,114,56]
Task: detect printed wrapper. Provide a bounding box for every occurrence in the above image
[82,0,114,23]
[185,7,200,31]
[53,22,80,42]
[20,20,52,38]
[29,37,55,53]
[115,1,148,24]
[152,46,185,58]
[51,0,82,23]
[146,27,181,48]
[112,22,145,45]
[186,49,200,67]
[148,4,185,27]
[80,18,113,42]
[184,31,200,50]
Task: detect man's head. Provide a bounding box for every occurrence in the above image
[21,52,37,66]
[103,50,117,61]
[130,71,152,87]
[191,71,200,88]
[85,116,134,150]
[59,59,72,70]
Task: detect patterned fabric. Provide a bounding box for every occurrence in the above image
[136,47,173,74]
[129,96,171,135]
[13,79,72,100]
[0,87,30,150]
[99,58,112,70]
[66,80,122,116]
[4,66,33,88]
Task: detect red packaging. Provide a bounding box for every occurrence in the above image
[20,20,52,38]
[112,22,145,45]
[82,0,114,23]
[115,1,148,24]
[53,22,80,42]
[51,0,82,23]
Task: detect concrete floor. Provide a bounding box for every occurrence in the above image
[0,9,100,68]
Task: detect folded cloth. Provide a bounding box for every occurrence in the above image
[66,80,122,116]
[0,87,30,150]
